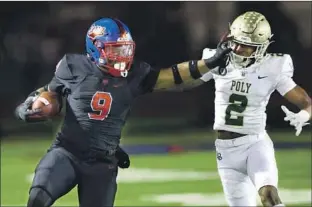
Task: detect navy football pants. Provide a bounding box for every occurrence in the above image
[27,146,118,207]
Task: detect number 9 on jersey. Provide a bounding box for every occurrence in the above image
[88,91,113,121]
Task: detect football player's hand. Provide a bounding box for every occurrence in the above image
[204,38,232,72]
[281,105,310,136]
[116,146,130,169]
[15,96,42,122]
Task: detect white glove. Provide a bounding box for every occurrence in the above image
[281,105,310,136]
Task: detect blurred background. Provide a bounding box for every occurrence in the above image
[1,1,311,206]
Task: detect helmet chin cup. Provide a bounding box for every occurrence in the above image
[230,52,252,68]
[120,70,128,77]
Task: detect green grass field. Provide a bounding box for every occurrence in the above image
[1,134,311,206]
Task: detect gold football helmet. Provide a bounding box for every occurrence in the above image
[228,11,273,68]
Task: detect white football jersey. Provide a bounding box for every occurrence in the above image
[200,49,297,134]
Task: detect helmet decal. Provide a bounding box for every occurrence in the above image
[87,25,107,40]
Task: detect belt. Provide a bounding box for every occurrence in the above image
[217,130,247,140]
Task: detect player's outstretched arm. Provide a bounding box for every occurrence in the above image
[153,60,210,91]
[281,86,311,136]
[153,41,231,91]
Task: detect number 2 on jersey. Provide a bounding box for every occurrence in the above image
[88,91,113,121]
[225,94,248,126]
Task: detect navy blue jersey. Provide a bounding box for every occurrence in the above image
[48,54,159,155]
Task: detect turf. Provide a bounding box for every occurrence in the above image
[1,134,311,206]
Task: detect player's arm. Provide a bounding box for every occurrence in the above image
[283,86,311,118]
[153,43,231,91]
[153,60,210,91]
[276,55,311,136]
[281,86,311,136]
[15,56,70,122]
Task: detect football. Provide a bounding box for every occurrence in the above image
[32,91,61,117]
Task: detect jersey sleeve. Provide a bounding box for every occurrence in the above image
[139,62,160,94]
[127,61,160,96]
[275,54,297,96]
[200,48,216,82]
[48,55,74,95]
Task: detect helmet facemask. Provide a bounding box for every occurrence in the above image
[95,40,135,77]
[228,39,272,68]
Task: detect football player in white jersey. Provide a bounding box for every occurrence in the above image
[196,11,311,207]
[112,11,309,206]
[153,11,310,207]
[150,10,310,207]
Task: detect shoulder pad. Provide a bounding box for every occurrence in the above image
[280,54,294,77]
[55,54,91,80]
[265,53,294,77]
[202,48,216,59]
[54,54,74,80]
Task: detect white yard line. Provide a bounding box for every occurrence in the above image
[144,188,312,206]
[26,168,219,184]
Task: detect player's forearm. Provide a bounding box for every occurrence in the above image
[153,60,210,91]
[284,85,312,120]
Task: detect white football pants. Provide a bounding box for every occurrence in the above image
[215,131,279,206]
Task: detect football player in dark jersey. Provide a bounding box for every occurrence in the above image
[15,18,231,207]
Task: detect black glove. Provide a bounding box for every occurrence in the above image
[116,146,130,169]
[204,38,232,74]
[14,96,42,122]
